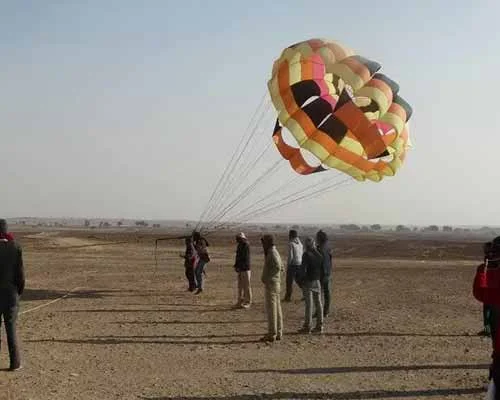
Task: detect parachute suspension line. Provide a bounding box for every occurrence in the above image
[212,177,354,232]
[204,104,275,222]
[216,173,302,226]
[208,172,345,233]
[203,157,284,230]
[196,92,269,230]
[210,140,274,220]
[199,98,273,228]
[196,93,268,230]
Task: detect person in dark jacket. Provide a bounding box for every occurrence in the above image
[0,219,24,371]
[233,232,252,308]
[316,230,333,318]
[299,237,324,334]
[180,236,197,292]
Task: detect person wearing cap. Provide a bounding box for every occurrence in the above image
[316,229,333,318]
[299,237,324,334]
[233,232,252,309]
[0,219,24,371]
[260,234,284,342]
[284,229,304,302]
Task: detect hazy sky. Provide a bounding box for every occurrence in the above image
[2,1,499,226]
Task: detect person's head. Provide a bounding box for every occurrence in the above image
[486,237,500,262]
[261,234,274,252]
[305,237,316,251]
[236,232,247,243]
[316,230,328,245]
[0,219,7,234]
[289,229,298,240]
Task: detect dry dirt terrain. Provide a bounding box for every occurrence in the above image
[0,228,495,399]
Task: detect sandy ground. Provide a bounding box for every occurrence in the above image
[0,229,494,400]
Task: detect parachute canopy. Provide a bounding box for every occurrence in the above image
[268,38,413,182]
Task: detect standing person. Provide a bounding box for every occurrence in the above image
[260,234,284,342]
[193,231,210,295]
[0,219,24,371]
[180,236,197,292]
[473,237,500,399]
[480,242,494,336]
[316,230,333,318]
[299,237,324,334]
[233,233,252,309]
[284,229,303,302]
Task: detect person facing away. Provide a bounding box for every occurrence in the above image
[0,219,24,371]
[299,237,324,334]
[180,236,197,292]
[284,229,304,302]
[233,232,252,309]
[192,231,210,295]
[316,229,333,318]
[473,236,500,399]
[260,234,284,342]
[481,241,495,337]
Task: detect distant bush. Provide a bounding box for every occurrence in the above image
[442,226,453,232]
[370,224,382,231]
[340,224,361,231]
[396,225,411,232]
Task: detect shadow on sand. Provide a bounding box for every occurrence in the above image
[139,387,484,399]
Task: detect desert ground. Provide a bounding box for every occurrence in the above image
[0,227,495,399]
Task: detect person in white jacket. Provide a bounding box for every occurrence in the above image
[284,229,304,302]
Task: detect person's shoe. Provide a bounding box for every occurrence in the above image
[241,303,250,309]
[259,335,276,343]
[312,325,323,335]
[323,312,329,319]
[276,333,283,341]
[298,326,311,334]
[195,289,203,295]
[9,364,22,372]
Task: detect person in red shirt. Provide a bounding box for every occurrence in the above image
[473,237,500,398]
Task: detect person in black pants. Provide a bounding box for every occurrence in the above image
[316,230,333,318]
[0,219,25,371]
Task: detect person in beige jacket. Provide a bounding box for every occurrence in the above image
[260,234,284,342]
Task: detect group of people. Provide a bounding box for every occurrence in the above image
[180,231,210,295]
[181,228,333,342]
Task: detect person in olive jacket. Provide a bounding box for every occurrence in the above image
[260,234,284,342]
[0,219,24,371]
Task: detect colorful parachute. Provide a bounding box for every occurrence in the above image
[268,38,413,182]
